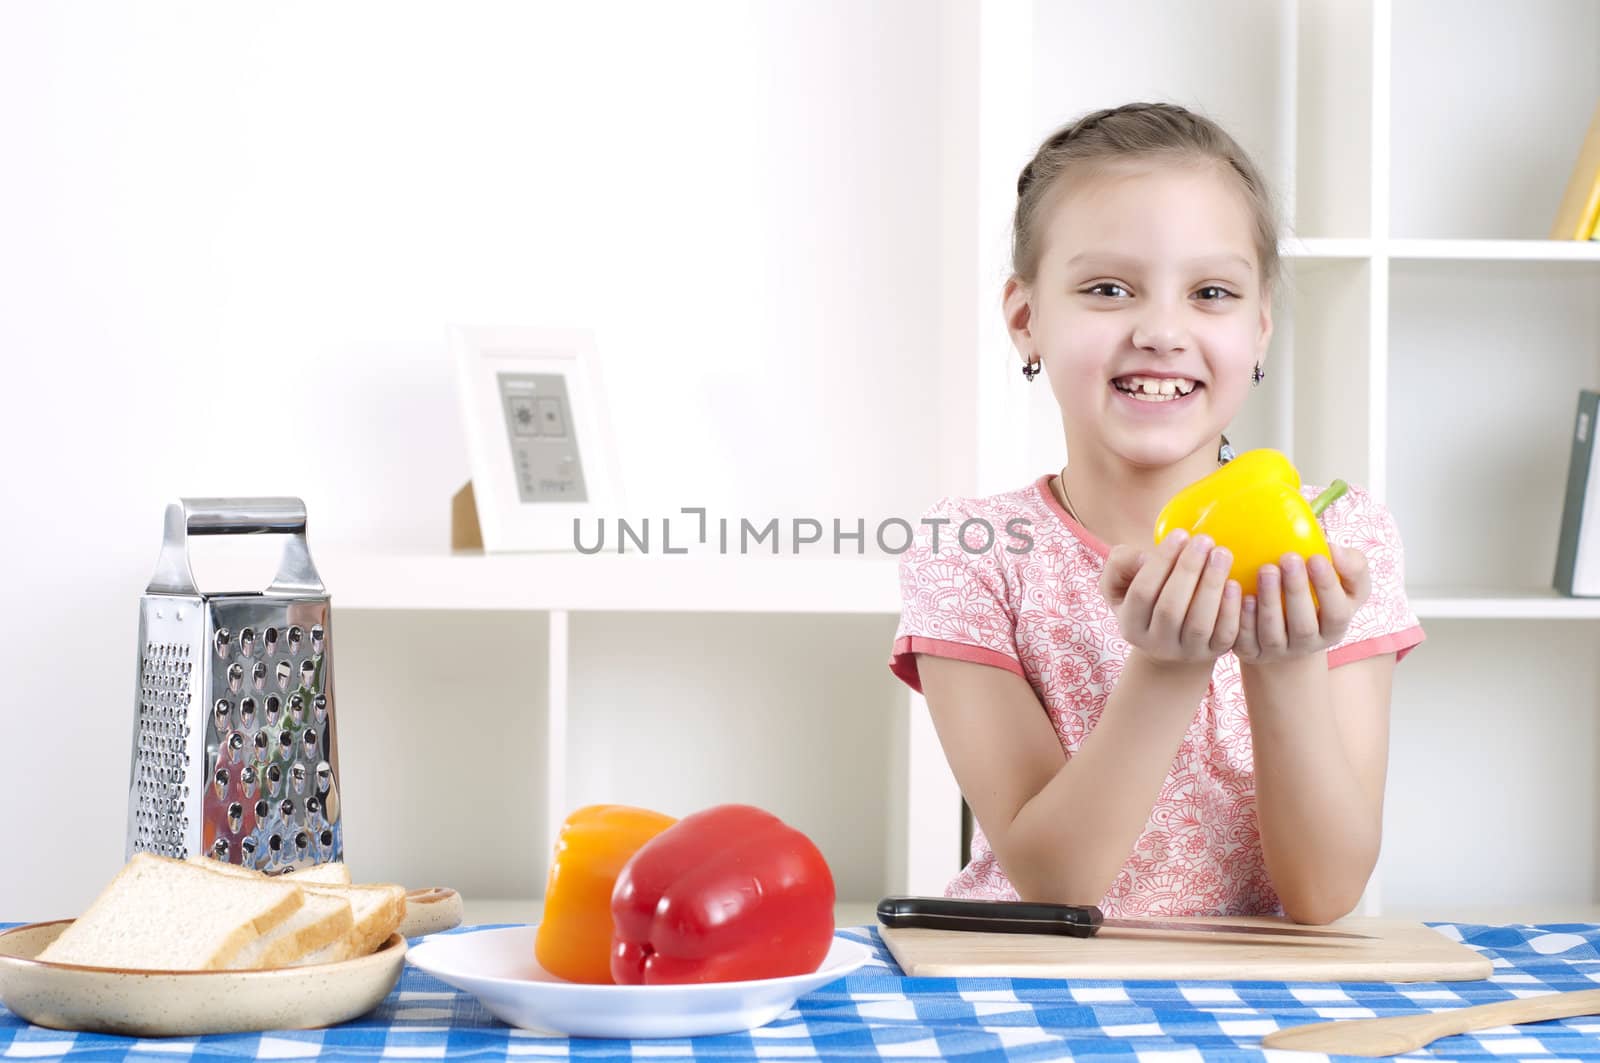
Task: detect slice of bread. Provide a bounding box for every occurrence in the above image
[38,853,303,970]
[184,855,351,886]
[289,884,407,965]
[229,887,354,969]
[291,862,352,885]
[182,856,358,969]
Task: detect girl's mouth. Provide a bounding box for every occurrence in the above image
[1111,375,1203,408]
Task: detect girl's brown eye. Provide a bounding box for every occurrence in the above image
[1197,286,1234,301]
[1087,283,1129,298]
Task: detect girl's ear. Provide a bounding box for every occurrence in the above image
[1255,283,1274,355]
[1002,275,1034,354]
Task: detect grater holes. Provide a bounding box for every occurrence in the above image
[265,695,281,725]
[239,627,255,656]
[264,627,279,656]
[287,627,302,654]
[276,660,292,691]
[136,641,193,860]
[313,694,327,724]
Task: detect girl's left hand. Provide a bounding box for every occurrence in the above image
[1233,544,1371,666]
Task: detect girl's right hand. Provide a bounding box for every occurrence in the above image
[1098,529,1243,666]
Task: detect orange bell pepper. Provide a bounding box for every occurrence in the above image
[534,804,676,983]
[1153,448,1348,606]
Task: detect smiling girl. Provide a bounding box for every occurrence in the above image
[888,102,1424,923]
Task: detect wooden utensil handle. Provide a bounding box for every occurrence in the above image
[1262,988,1600,1056]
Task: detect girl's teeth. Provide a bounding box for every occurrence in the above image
[1116,376,1197,400]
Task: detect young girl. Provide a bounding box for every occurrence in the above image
[888,102,1424,924]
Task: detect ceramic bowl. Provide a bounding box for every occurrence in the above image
[0,920,406,1036]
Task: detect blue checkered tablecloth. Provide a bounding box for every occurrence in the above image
[7,921,1600,1061]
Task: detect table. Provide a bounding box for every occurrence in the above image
[5,921,1600,1060]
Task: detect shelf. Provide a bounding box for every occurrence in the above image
[1387,239,1600,262]
[1279,239,1600,262]
[245,560,1600,619]
[272,552,903,614]
[1408,587,1600,620]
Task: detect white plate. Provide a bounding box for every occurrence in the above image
[0,921,406,1036]
[406,925,870,1038]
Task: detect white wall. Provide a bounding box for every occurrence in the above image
[0,1,946,918]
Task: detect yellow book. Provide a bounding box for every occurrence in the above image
[1550,100,1600,240]
[1582,171,1600,239]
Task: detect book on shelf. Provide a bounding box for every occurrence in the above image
[1549,100,1600,241]
[1554,390,1600,597]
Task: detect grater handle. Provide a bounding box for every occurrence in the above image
[182,498,306,536]
[147,497,325,596]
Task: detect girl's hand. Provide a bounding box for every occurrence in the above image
[1099,529,1244,667]
[1233,544,1371,666]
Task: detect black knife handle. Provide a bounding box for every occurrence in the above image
[876,895,1104,938]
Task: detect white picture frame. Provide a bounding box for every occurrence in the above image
[451,324,624,553]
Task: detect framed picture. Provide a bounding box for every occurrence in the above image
[451,324,623,552]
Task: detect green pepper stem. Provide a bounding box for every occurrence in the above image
[1311,479,1348,517]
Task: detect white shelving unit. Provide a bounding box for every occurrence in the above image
[269,0,1597,924]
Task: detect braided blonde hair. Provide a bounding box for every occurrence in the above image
[1012,102,1281,294]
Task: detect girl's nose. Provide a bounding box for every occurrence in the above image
[1131,298,1190,354]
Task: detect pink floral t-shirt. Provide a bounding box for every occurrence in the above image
[888,473,1425,917]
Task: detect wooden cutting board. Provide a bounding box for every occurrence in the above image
[880,916,1491,982]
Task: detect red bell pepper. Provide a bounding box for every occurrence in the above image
[609,804,835,984]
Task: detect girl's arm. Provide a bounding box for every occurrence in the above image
[1234,545,1387,924]
[1241,652,1393,924]
[918,649,1213,904]
[917,528,1239,904]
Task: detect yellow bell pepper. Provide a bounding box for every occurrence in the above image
[534,804,676,984]
[1153,448,1348,604]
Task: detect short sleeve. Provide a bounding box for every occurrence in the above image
[1316,482,1426,668]
[887,496,1026,694]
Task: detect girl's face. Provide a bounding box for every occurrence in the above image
[1007,162,1273,474]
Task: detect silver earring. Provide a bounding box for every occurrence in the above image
[1251,362,1265,386]
[1022,359,1040,382]
[1218,434,1235,465]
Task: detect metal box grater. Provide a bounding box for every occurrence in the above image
[128,498,343,873]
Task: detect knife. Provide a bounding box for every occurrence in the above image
[876,896,1374,940]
